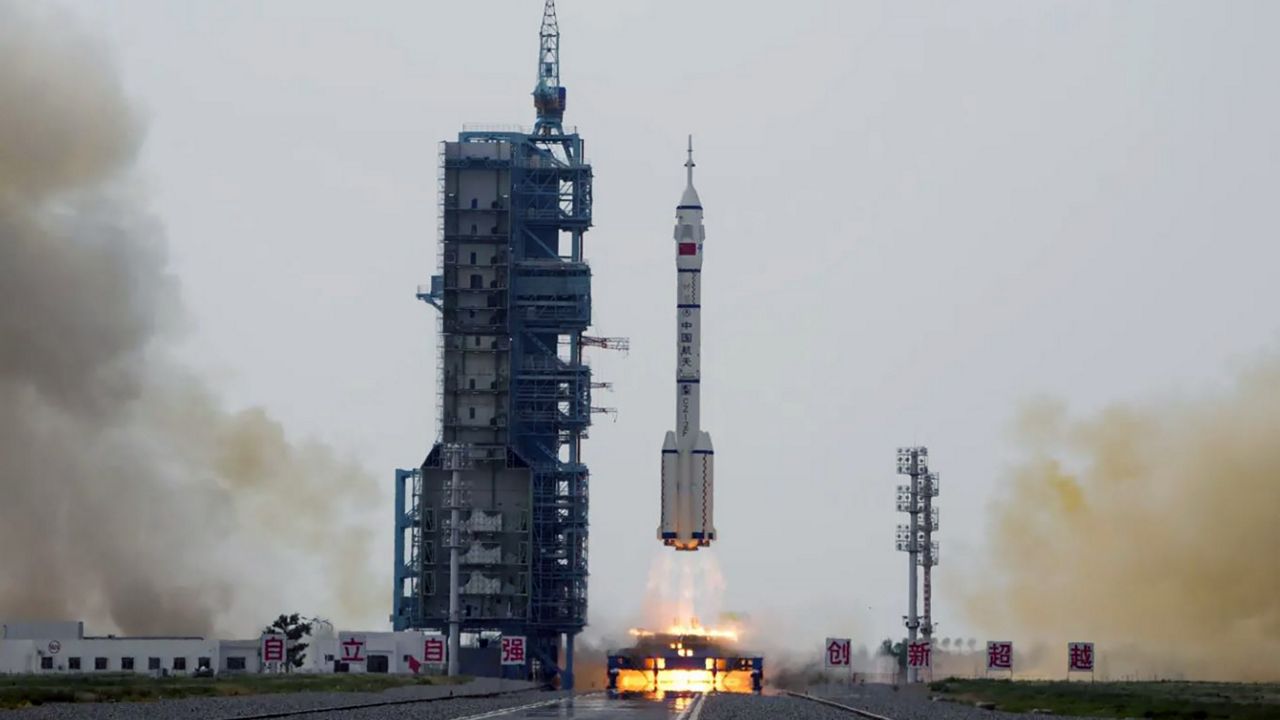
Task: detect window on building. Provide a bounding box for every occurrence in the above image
[226,657,246,671]
[121,657,134,671]
[198,657,211,671]
[40,657,53,670]
[94,657,108,671]
[469,252,477,264]
[470,224,477,236]
[470,198,478,209]
[172,657,187,671]
[469,407,476,420]
[469,274,482,289]
[148,657,161,671]
[68,657,81,671]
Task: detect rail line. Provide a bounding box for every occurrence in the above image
[782,690,897,720]
[217,685,554,720]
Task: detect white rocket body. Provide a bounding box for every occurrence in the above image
[659,138,716,551]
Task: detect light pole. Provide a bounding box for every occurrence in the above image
[895,447,932,684]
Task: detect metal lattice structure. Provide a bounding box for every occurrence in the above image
[895,447,940,683]
[393,1,602,689]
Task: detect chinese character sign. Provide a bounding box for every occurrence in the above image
[261,633,286,664]
[1068,642,1094,672]
[423,636,446,664]
[339,633,366,663]
[824,638,851,668]
[986,641,1013,671]
[500,636,526,665]
[906,640,932,669]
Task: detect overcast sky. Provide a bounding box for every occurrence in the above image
[56,0,1280,648]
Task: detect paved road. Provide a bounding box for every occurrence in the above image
[447,693,702,720]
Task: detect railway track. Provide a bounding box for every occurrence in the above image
[782,690,897,719]
[215,686,557,720]
[211,688,894,720]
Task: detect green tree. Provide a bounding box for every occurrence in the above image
[263,613,313,671]
[878,638,907,671]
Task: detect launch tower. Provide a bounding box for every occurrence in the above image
[393,0,597,688]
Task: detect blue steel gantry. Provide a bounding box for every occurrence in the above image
[393,0,597,688]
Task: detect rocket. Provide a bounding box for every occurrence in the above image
[658,137,716,551]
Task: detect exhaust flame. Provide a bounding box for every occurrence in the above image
[629,620,740,643]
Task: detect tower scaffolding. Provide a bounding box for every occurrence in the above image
[393,0,608,689]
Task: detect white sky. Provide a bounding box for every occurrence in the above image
[58,0,1280,649]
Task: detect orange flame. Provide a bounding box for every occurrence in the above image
[629,617,740,642]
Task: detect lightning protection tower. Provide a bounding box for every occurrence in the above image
[895,446,939,683]
[394,0,606,690]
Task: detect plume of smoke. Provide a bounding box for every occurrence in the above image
[0,1,383,637]
[639,550,728,631]
[968,355,1280,680]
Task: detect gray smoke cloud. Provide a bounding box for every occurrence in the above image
[0,1,383,637]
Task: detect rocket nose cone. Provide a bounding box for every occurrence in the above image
[680,185,701,208]
[663,431,678,451]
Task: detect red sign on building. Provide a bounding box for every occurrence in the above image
[424,636,446,664]
[500,636,526,666]
[986,641,1013,671]
[340,635,366,663]
[261,634,286,664]
[906,640,932,669]
[1068,642,1095,672]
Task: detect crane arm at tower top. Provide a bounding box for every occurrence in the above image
[533,0,566,133]
[539,0,560,84]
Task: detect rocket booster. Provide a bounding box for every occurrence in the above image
[658,137,716,551]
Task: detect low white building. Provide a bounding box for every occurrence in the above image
[0,621,445,676]
[317,630,444,674]
[1,621,219,675]
[218,639,264,674]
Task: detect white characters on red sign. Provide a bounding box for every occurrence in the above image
[500,636,526,666]
[340,636,366,663]
[824,638,851,668]
[1068,642,1094,672]
[261,634,286,664]
[424,636,446,664]
[986,641,1013,671]
[907,640,932,669]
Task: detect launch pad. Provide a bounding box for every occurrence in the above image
[607,626,762,696]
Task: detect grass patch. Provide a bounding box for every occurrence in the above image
[0,672,470,709]
[929,678,1280,720]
